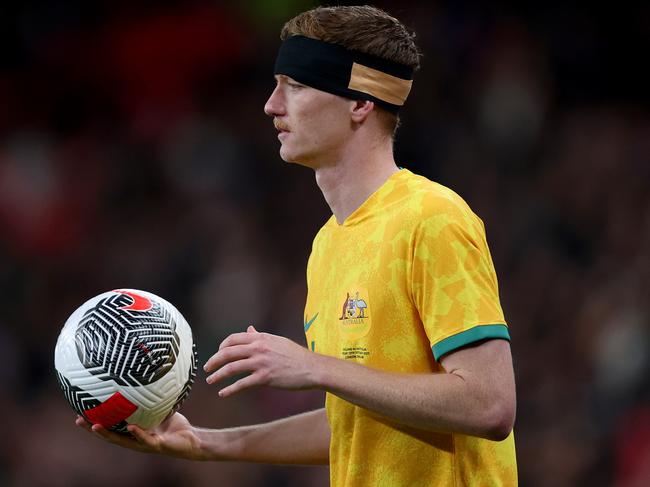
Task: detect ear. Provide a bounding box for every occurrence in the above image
[350,100,375,123]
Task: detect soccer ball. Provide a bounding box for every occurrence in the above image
[54,289,197,433]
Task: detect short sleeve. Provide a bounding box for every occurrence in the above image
[410,205,509,361]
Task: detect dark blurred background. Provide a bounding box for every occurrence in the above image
[1,1,648,486]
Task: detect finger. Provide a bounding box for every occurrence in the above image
[218,371,264,398]
[217,331,256,352]
[91,424,146,450]
[75,415,92,432]
[91,423,118,440]
[206,358,257,385]
[247,325,258,333]
[204,344,255,373]
[127,424,159,449]
[91,423,126,442]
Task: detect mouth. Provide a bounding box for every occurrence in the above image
[274,120,290,134]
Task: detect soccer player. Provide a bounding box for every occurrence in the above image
[77,6,518,485]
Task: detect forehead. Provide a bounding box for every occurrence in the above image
[272,74,349,108]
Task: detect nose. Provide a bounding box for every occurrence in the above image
[264,84,285,118]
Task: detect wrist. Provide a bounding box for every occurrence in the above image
[309,352,333,390]
[194,427,233,461]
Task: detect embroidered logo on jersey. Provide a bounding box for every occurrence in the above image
[304,313,318,352]
[304,313,318,332]
[338,289,371,340]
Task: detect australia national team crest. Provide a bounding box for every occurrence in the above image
[338,288,372,340]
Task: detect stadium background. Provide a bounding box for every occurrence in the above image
[0,1,648,485]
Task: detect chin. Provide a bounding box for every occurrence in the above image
[279,145,318,169]
[279,147,296,163]
[279,146,301,164]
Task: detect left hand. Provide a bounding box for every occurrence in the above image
[204,326,321,397]
[75,412,207,460]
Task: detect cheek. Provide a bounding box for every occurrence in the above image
[315,120,349,150]
[286,94,350,153]
[305,106,349,142]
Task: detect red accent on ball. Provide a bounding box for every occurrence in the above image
[112,290,153,312]
[84,392,137,428]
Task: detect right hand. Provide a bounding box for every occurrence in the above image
[75,412,206,460]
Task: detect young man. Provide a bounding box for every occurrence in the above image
[77,6,518,486]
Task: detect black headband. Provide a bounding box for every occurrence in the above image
[274,35,414,114]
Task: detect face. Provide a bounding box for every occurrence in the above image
[264,75,353,168]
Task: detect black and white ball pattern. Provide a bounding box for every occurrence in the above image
[74,292,180,387]
[55,289,197,433]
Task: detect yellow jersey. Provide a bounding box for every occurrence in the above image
[304,169,517,486]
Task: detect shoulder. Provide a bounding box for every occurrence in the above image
[398,170,482,230]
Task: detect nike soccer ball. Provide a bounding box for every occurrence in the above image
[54,289,197,433]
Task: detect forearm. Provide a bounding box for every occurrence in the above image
[197,408,330,465]
[314,342,515,440]
[203,329,514,443]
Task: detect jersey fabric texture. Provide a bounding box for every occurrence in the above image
[303,169,517,486]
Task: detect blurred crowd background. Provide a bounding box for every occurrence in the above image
[1,1,648,486]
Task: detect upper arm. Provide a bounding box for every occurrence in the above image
[441,338,514,388]
[440,338,516,438]
[411,202,508,359]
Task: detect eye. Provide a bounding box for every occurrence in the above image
[287,81,304,90]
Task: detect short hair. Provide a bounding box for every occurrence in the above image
[281,6,421,138]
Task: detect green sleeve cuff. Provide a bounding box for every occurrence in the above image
[432,324,510,361]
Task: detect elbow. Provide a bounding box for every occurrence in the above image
[484,418,514,442]
[481,399,516,442]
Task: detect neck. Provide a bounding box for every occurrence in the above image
[314,137,399,224]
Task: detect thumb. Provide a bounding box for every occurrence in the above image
[247,324,258,333]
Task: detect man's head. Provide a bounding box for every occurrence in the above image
[280,6,420,135]
[280,5,420,72]
[265,6,420,166]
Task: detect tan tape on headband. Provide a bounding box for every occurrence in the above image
[348,62,413,106]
